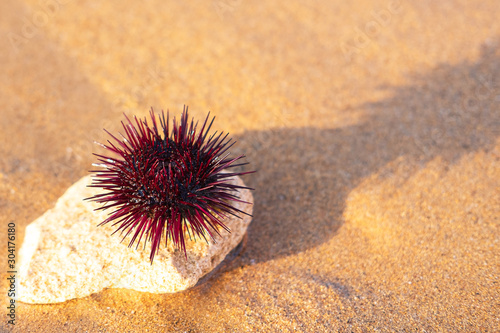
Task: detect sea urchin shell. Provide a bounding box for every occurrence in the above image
[88,106,253,263]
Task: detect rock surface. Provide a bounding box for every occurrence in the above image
[18,175,253,304]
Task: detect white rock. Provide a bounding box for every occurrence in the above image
[18,174,253,304]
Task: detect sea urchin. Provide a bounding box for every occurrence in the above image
[88,106,253,263]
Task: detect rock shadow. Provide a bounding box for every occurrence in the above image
[232,40,499,265]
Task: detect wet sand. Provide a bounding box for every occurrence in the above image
[1,0,499,331]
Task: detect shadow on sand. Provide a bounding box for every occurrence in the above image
[226,40,499,267]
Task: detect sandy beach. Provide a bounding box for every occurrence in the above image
[1,0,499,331]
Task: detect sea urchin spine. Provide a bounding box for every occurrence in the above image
[88,106,253,263]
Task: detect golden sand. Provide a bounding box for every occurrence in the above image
[0,0,498,331]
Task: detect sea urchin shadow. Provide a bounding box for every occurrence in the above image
[232,41,499,265]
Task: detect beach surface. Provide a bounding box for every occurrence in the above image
[0,0,499,331]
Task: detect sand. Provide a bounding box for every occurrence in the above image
[0,0,499,331]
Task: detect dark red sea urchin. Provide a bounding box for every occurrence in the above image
[88,106,253,263]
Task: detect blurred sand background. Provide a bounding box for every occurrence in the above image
[0,0,499,331]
